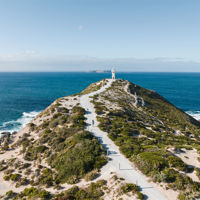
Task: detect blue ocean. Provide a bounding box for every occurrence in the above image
[0,72,200,133]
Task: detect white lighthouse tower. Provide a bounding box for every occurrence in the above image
[112,68,115,80]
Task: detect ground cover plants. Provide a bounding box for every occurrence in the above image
[0,95,108,198]
[93,79,200,200]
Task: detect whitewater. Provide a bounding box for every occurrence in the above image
[0,111,40,134]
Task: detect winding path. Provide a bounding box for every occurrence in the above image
[80,79,168,200]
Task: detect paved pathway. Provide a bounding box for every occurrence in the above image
[80,79,168,200]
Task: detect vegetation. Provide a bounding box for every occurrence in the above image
[54,180,106,200]
[48,131,107,184]
[93,79,200,199]
[84,169,99,181]
[80,79,108,95]
[1,98,107,191]
[120,183,144,199]
[8,187,51,199]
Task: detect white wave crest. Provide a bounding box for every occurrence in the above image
[186,111,200,120]
[0,111,40,134]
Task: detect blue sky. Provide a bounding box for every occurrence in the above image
[0,0,200,71]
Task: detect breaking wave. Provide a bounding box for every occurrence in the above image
[186,111,200,120]
[0,111,40,134]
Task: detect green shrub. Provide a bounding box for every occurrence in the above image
[21,187,51,199]
[84,169,99,181]
[133,152,167,175]
[6,190,16,198]
[4,173,21,182]
[48,131,107,184]
[137,191,144,199]
[178,193,186,200]
[63,180,105,199]
[121,183,139,194]
[167,155,188,172]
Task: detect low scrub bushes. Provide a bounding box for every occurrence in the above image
[4,173,21,182]
[121,183,144,199]
[58,180,106,199]
[167,155,189,172]
[84,169,99,181]
[24,145,48,161]
[18,187,50,199]
[48,131,107,184]
[133,152,168,175]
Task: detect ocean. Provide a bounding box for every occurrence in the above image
[0,72,200,133]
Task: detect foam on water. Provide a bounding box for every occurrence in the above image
[186,111,200,120]
[0,111,40,134]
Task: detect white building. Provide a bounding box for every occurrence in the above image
[112,68,115,80]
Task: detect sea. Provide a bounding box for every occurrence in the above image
[0,72,200,134]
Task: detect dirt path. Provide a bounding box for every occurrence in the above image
[80,79,168,200]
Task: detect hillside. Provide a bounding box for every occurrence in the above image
[92,79,200,200]
[0,78,199,200]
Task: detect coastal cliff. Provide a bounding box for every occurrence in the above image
[0,79,199,200]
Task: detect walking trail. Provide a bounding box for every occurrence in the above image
[80,79,168,200]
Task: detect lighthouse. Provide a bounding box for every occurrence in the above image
[112,68,115,80]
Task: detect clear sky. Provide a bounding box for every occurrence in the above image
[0,0,200,72]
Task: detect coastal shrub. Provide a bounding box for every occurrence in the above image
[4,173,21,182]
[4,168,14,175]
[15,177,29,187]
[10,173,21,181]
[38,168,54,186]
[84,169,99,181]
[3,175,10,181]
[48,131,107,184]
[20,187,51,199]
[41,121,49,129]
[71,106,85,115]
[0,162,8,171]
[121,183,139,194]
[133,152,167,175]
[195,168,200,180]
[37,145,48,153]
[177,193,187,200]
[29,122,36,131]
[137,191,144,199]
[62,180,105,199]
[6,190,16,199]
[19,163,31,169]
[49,119,59,128]
[2,141,9,150]
[167,155,188,172]
[120,143,141,158]
[80,81,104,95]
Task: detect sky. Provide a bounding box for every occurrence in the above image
[0,0,200,72]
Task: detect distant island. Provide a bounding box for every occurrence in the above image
[88,70,111,73]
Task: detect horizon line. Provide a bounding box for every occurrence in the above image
[1,71,200,73]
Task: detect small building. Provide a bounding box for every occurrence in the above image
[112,68,115,80]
